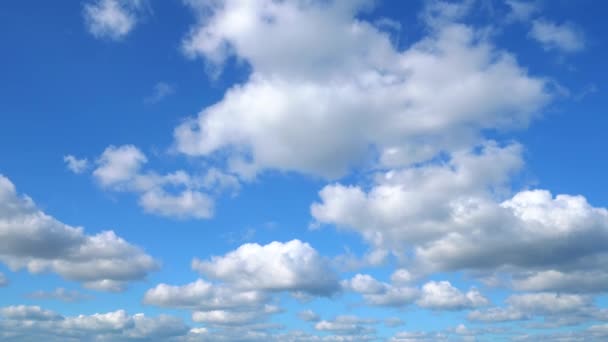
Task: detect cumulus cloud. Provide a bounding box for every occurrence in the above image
[0,305,63,321]
[417,281,489,310]
[468,292,608,328]
[315,315,376,335]
[83,0,145,40]
[312,140,608,293]
[530,19,585,53]
[0,175,158,291]
[192,305,280,326]
[192,240,340,296]
[174,0,548,179]
[342,274,488,311]
[0,306,189,341]
[90,144,217,219]
[63,155,89,174]
[312,142,524,250]
[342,273,419,307]
[143,278,268,311]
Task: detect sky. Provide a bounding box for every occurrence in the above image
[0,0,607,341]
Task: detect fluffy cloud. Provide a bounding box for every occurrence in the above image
[467,307,528,322]
[0,305,63,321]
[468,292,608,328]
[83,0,144,40]
[315,315,376,335]
[298,310,320,322]
[417,281,489,310]
[530,19,585,53]
[312,141,608,293]
[93,145,147,188]
[63,155,89,174]
[0,306,189,341]
[192,305,280,326]
[342,273,419,307]
[312,142,523,250]
[0,175,158,291]
[143,278,268,311]
[90,145,217,219]
[343,274,487,311]
[192,240,340,296]
[175,0,548,179]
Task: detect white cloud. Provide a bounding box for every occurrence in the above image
[83,0,143,40]
[512,270,608,293]
[175,0,548,179]
[505,0,539,22]
[342,273,419,307]
[90,145,216,219]
[93,145,148,188]
[298,309,320,322]
[416,281,489,311]
[192,305,280,326]
[384,317,405,327]
[139,189,213,219]
[468,292,608,329]
[506,293,590,315]
[143,278,268,311]
[468,307,528,323]
[312,142,524,250]
[0,272,7,287]
[0,174,158,291]
[0,305,63,321]
[315,315,376,335]
[63,155,89,174]
[530,19,585,53]
[0,306,189,341]
[144,82,175,104]
[311,140,608,293]
[27,288,90,302]
[192,240,340,296]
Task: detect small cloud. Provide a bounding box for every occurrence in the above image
[83,0,143,41]
[385,317,405,327]
[27,288,91,302]
[298,309,320,322]
[144,82,175,104]
[530,19,585,53]
[0,272,8,287]
[505,0,539,22]
[63,155,89,174]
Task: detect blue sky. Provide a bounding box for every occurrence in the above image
[0,0,607,341]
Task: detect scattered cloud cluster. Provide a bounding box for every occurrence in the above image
[342,273,488,310]
[0,306,190,342]
[89,144,239,219]
[144,240,339,330]
[0,174,158,292]
[12,0,599,341]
